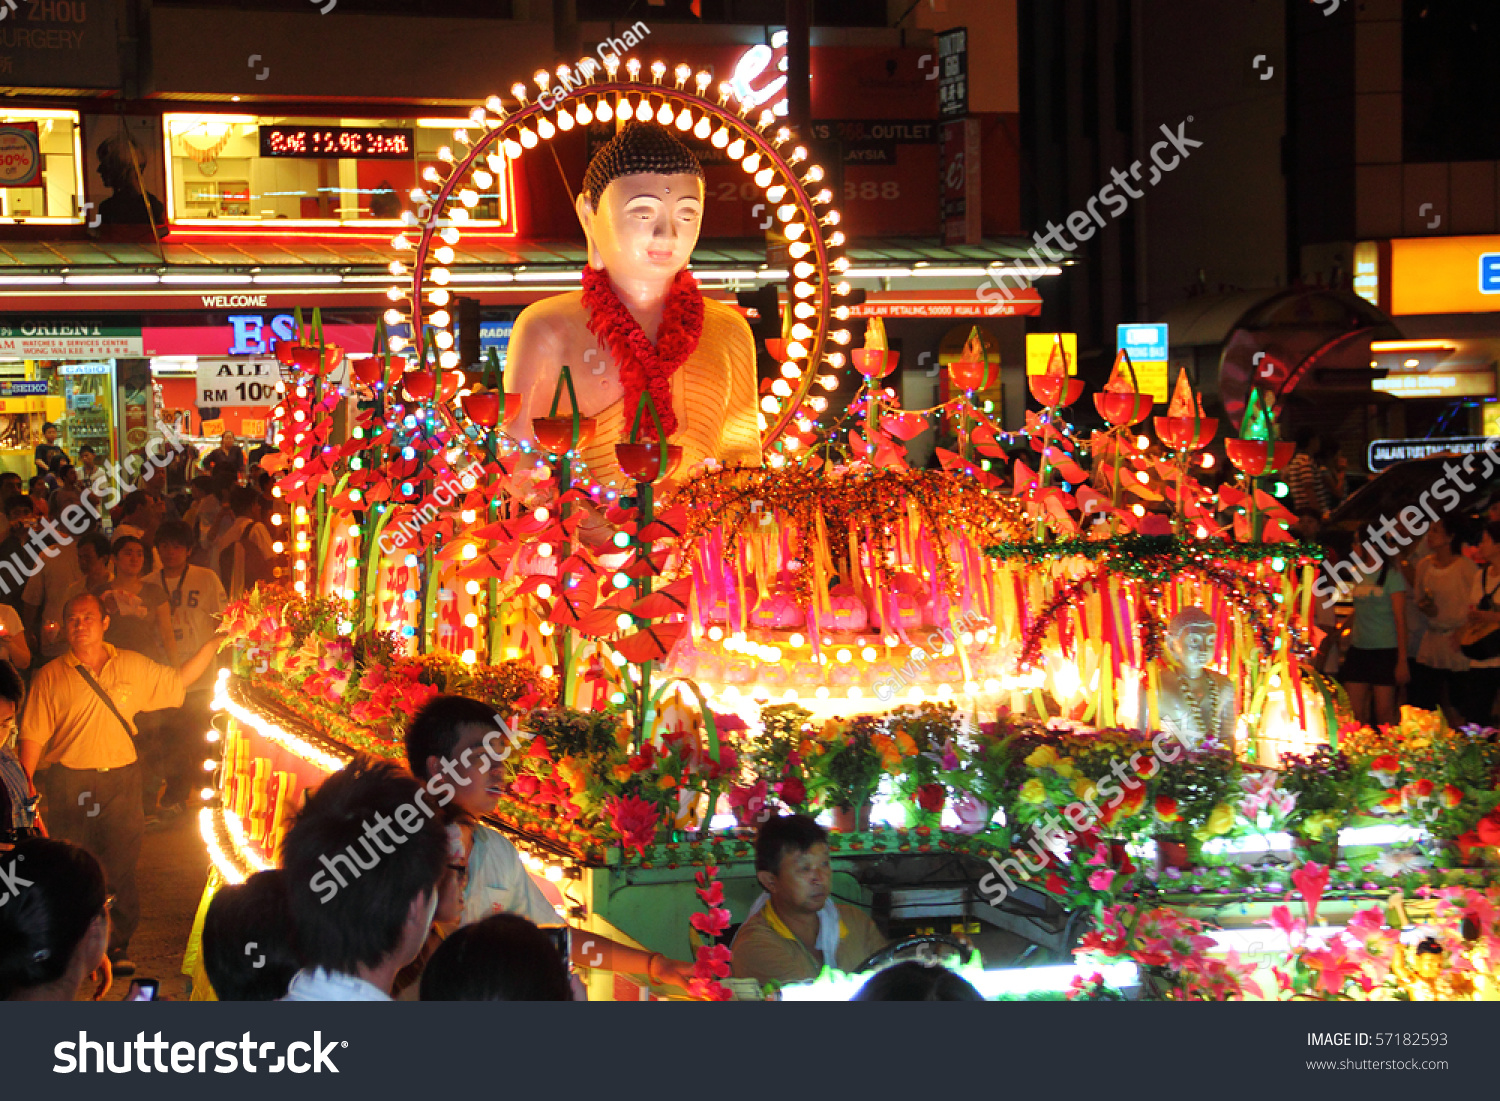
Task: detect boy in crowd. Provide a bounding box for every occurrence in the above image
[202,869,300,1000]
[280,757,448,1001]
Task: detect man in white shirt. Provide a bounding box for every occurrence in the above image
[146,520,228,817]
[212,486,275,599]
[280,757,447,1001]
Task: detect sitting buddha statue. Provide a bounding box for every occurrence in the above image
[505,122,763,497]
[1155,607,1238,752]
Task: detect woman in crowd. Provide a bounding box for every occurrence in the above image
[101,535,177,665]
[1408,517,1477,720]
[0,837,112,1001]
[1329,526,1409,726]
[1459,521,1500,727]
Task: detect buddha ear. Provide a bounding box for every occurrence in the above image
[575,192,602,269]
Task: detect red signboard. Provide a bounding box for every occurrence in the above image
[940,118,981,246]
[0,123,43,188]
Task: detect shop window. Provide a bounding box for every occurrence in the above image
[163,113,512,227]
[0,110,85,223]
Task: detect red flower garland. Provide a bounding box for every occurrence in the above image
[581,265,704,440]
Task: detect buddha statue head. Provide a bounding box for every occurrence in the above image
[576,122,705,284]
[1165,607,1218,679]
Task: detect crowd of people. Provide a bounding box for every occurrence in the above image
[3,688,974,1002]
[1314,504,1500,730]
[0,427,279,981]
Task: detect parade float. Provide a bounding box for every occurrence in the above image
[189,44,1500,1001]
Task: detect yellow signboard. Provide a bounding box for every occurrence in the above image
[1025,332,1077,375]
[241,419,266,439]
[200,418,225,438]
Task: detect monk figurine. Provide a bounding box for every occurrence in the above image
[505,122,763,501]
[1155,607,1237,752]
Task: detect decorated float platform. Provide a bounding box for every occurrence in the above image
[188,45,1500,1002]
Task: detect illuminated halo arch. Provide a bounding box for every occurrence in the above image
[385,54,853,465]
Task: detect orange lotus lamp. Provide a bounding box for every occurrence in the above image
[1224,388,1293,475]
[401,368,436,402]
[1093,350,1153,427]
[1154,371,1217,451]
[461,391,501,428]
[532,364,594,454]
[1028,337,1085,406]
[948,326,997,391]
[615,389,680,483]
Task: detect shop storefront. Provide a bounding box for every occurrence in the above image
[0,321,127,476]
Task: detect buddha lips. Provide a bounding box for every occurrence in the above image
[581,265,705,439]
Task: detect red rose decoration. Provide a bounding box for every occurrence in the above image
[780,776,807,807]
[511,774,540,799]
[1044,872,1069,896]
[1154,795,1180,822]
[916,783,947,813]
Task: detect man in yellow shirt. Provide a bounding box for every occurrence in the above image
[17,591,223,975]
[730,814,886,986]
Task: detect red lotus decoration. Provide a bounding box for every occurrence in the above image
[1094,390,1154,427]
[615,442,683,483]
[764,337,785,361]
[352,357,385,386]
[949,357,997,391]
[1224,438,1295,477]
[1155,414,1218,451]
[852,347,899,378]
[533,415,596,454]
[1029,373,1086,407]
[401,369,435,402]
[274,340,301,367]
[462,391,501,428]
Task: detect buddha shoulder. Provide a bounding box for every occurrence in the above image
[512,291,587,343]
[700,297,754,356]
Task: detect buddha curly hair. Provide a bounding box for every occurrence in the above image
[581,122,704,209]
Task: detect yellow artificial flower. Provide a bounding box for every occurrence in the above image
[1073,778,1097,802]
[895,731,919,757]
[1054,758,1077,779]
[556,755,589,794]
[1020,778,1048,804]
[1025,745,1058,769]
[1191,804,1233,842]
[611,764,633,783]
[1300,811,1341,840]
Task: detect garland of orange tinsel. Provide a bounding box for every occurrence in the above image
[668,466,1028,609]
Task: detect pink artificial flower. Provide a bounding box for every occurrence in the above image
[951,793,991,835]
[690,908,733,937]
[1088,869,1116,891]
[1291,861,1330,927]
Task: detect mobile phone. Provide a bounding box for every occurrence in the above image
[127,979,159,1002]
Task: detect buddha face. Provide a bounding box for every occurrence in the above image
[1169,626,1215,678]
[576,172,704,282]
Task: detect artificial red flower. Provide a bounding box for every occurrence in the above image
[1044,872,1069,896]
[510,774,540,799]
[1154,795,1180,822]
[1478,811,1500,847]
[690,908,733,937]
[916,783,947,813]
[727,780,768,827]
[604,794,660,857]
[526,736,553,763]
[628,743,656,773]
[696,879,725,908]
[780,776,807,806]
[1405,778,1435,802]
[1368,754,1400,787]
[1441,784,1464,810]
[1376,792,1404,815]
[1291,861,1330,927]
